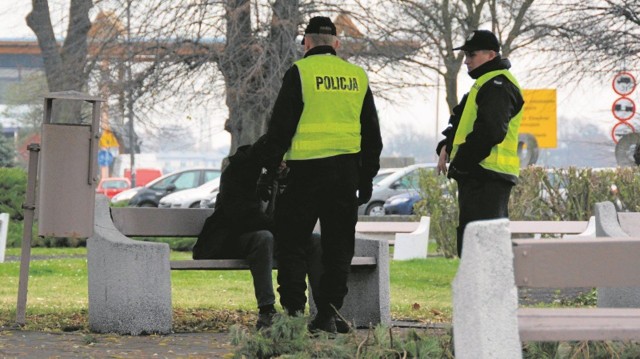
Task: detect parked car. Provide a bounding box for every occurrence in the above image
[373,168,400,185]
[158,177,221,208]
[199,190,219,209]
[128,168,221,207]
[383,191,421,215]
[358,163,436,216]
[95,177,131,199]
[111,186,142,205]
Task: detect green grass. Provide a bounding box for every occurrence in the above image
[0,247,457,331]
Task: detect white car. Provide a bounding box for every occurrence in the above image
[199,190,218,209]
[110,186,142,205]
[158,178,221,209]
[358,163,437,216]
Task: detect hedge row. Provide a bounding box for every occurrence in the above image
[415,166,638,258]
[0,167,88,248]
[4,166,639,252]
[0,167,27,221]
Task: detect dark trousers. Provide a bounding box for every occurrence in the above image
[456,177,513,258]
[275,154,359,314]
[237,230,276,308]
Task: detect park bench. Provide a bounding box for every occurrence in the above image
[355,216,430,260]
[87,196,390,335]
[593,201,640,309]
[452,211,640,358]
[509,218,594,239]
[513,237,640,342]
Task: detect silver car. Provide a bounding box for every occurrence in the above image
[358,163,436,216]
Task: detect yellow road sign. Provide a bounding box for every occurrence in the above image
[521,89,557,148]
[99,129,120,148]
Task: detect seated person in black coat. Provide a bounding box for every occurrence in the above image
[193,144,278,329]
[193,141,349,332]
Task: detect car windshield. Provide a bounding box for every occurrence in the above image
[103,180,128,189]
[204,170,222,182]
[172,171,200,190]
[373,172,394,185]
[150,171,200,191]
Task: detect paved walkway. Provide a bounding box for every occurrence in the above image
[0,329,233,358]
[0,321,445,358]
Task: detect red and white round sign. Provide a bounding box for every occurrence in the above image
[611,121,636,144]
[613,71,637,96]
[612,97,636,121]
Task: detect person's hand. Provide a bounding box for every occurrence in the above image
[437,146,448,176]
[357,181,372,205]
[256,169,275,202]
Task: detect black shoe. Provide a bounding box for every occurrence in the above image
[308,312,337,334]
[335,316,352,334]
[256,310,277,330]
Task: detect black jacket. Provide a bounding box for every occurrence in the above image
[254,45,383,186]
[436,56,524,184]
[193,146,273,259]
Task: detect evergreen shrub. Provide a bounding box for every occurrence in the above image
[0,167,27,220]
[415,166,640,258]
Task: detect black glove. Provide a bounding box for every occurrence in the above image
[256,169,276,202]
[357,181,373,205]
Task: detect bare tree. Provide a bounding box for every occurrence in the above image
[538,0,640,77]
[219,0,301,153]
[360,0,547,112]
[84,0,304,156]
[24,0,429,154]
[98,0,417,155]
[27,0,94,122]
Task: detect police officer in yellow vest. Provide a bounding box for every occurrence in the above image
[254,16,382,334]
[436,30,524,258]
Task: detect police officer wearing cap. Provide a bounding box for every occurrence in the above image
[436,30,524,258]
[253,16,382,334]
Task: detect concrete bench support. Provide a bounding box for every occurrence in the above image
[594,201,640,308]
[334,236,391,327]
[87,196,172,335]
[393,216,430,260]
[452,219,522,359]
[0,212,8,263]
[355,216,430,259]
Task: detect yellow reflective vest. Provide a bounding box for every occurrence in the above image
[451,69,523,176]
[285,54,368,160]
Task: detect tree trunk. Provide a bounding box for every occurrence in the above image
[27,0,93,123]
[443,55,463,112]
[220,0,300,156]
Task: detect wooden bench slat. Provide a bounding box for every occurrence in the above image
[112,207,418,238]
[518,308,640,341]
[171,259,251,270]
[509,221,587,234]
[513,237,640,288]
[170,256,377,270]
[111,207,213,237]
[618,212,640,235]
